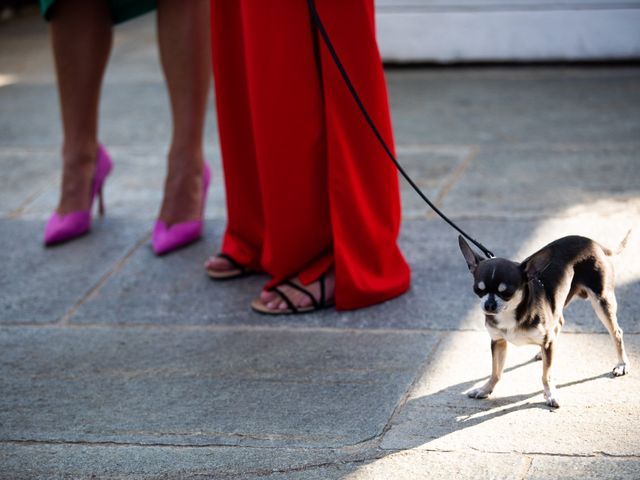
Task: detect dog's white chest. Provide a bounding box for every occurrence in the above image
[504,329,539,346]
[487,311,545,346]
[493,310,518,331]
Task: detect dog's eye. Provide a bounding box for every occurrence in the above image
[498,289,513,300]
[473,281,486,297]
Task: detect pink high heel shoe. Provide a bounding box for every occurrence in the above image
[44,145,113,246]
[151,162,211,255]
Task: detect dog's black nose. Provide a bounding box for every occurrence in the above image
[484,296,497,312]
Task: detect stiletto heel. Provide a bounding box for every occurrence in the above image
[151,162,211,255]
[98,188,105,217]
[44,144,113,246]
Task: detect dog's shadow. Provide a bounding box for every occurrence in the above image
[386,356,615,448]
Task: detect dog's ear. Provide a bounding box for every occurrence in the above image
[521,248,552,280]
[458,235,483,274]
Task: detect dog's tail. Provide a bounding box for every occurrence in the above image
[607,229,633,256]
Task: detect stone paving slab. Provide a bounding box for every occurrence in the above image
[0,444,535,480]
[380,331,640,456]
[0,219,148,324]
[4,444,636,479]
[396,146,474,219]
[242,451,529,480]
[441,144,640,218]
[0,148,57,216]
[68,217,640,333]
[527,456,640,480]
[0,443,367,480]
[387,67,640,146]
[0,326,438,449]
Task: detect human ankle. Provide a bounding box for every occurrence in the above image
[61,141,99,168]
[167,143,204,172]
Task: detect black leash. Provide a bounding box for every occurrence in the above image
[306,0,495,259]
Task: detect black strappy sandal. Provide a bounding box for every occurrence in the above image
[251,274,334,315]
[206,253,253,280]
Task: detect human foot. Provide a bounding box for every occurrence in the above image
[158,148,205,226]
[56,144,100,214]
[204,253,252,280]
[252,269,336,314]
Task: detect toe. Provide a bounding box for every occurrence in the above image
[205,255,232,272]
[260,289,278,303]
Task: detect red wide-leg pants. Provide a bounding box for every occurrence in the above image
[210,0,410,310]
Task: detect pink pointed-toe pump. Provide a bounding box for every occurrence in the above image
[151,162,211,256]
[44,145,113,246]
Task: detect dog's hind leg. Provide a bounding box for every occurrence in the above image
[589,291,630,376]
[541,339,560,408]
[468,339,507,399]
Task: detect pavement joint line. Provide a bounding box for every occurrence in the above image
[0,438,374,454]
[375,447,640,459]
[55,232,151,325]
[363,332,448,449]
[1,323,636,336]
[420,208,640,222]
[388,142,640,154]
[5,181,53,219]
[427,145,479,220]
[222,456,381,479]
[494,451,640,459]
[3,141,640,157]
[395,144,479,155]
[0,323,453,336]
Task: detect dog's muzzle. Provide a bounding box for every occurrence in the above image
[483,295,498,314]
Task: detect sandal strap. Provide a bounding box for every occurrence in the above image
[272,287,299,313]
[216,253,246,272]
[282,280,320,310]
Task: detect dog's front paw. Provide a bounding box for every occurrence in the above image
[612,363,629,376]
[467,386,492,399]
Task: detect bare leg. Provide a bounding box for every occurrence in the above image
[468,339,507,399]
[156,0,211,225]
[50,0,112,214]
[541,340,560,408]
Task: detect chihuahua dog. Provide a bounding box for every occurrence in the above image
[458,232,631,408]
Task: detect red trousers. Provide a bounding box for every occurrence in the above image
[210,0,410,310]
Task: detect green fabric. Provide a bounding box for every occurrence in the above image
[40,0,157,25]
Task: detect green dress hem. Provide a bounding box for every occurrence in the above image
[39,0,157,25]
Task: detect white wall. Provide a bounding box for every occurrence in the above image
[375,0,640,62]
